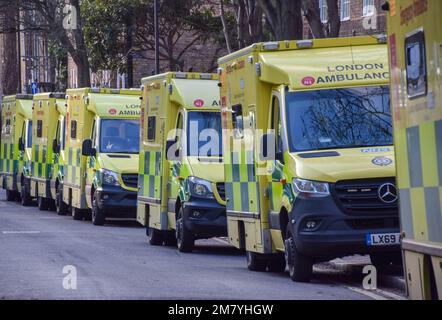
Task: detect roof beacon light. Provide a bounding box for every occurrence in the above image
[263,42,279,50]
[175,72,187,79]
[296,40,313,48]
[376,34,387,43]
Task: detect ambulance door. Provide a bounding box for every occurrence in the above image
[266,91,286,251]
[85,119,97,207]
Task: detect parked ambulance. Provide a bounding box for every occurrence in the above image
[29,93,66,212]
[384,0,442,299]
[0,94,33,205]
[219,36,400,282]
[137,72,226,252]
[62,88,141,225]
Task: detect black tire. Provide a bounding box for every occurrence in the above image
[55,184,68,215]
[6,190,16,201]
[268,254,287,273]
[20,182,32,207]
[37,197,49,211]
[92,192,106,226]
[48,199,57,212]
[72,207,83,221]
[246,251,267,272]
[285,232,313,282]
[149,228,164,246]
[164,232,177,246]
[176,206,194,253]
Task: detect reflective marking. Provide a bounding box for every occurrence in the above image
[424,187,442,242]
[399,188,414,237]
[407,126,423,187]
[436,120,442,185]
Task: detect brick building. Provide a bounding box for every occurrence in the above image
[303,0,387,39]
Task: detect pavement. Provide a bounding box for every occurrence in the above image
[0,189,406,300]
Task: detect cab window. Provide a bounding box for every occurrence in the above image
[271,95,283,157]
[405,29,427,98]
[60,118,66,150]
[26,121,32,148]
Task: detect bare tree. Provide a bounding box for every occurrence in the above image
[0,2,19,94]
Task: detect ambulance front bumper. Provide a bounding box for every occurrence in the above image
[289,194,400,260]
[96,185,137,218]
[182,198,227,239]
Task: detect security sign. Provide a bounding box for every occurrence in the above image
[109,108,117,115]
[372,156,393,166]
[194,99,204,108]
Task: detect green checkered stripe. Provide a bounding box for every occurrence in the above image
[66,147,81,187]
[1,143,18,175]
[225,150,259,214]
[396,119,442,243]
[139,150,162,200]
[31,144,52,179]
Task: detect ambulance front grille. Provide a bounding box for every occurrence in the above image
[216,183,226,201]
[121,174,138,189]
[332,178,398,216]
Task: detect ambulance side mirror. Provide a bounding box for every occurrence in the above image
[259,133,276,162]
[166,138,180,161]
[52,138,60,154]
[18,137,25,151]
[82,139,96,157]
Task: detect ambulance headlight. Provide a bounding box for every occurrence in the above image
[188,176,214,198]
[292,178,329,197]
[102,169,120,186]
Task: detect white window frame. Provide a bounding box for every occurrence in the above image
[319,0,328,23]
[340,0,351,21]
[362,0,375,17]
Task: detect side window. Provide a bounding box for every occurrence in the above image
[71,120,77,139]
[36,120,43,138]
[232,104,244,139]
[91,120,96,147]
[61,118,66,150]
[27,121,33,148]
[147,116,156,141]
[176,112,183,145]
[405,30,427,98]
[271,96,283,155]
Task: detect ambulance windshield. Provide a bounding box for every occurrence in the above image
[100,119,140,154]
[187,111,222,157]
[285,86,392,152]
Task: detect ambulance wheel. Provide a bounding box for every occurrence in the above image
[164,232,177,246]
[285,232,313,283]
[37,197,49,211]
[92,192,105,226]
[56,184,68,215]
[246,251,267,272]
[6,190,16,201]
[72,207,83,221]
[176,207,194,253]
[370,252,402,269]
[20,184,32,207]
[149,228,164,246]
[48,200,57,212]
[268,254,287,273]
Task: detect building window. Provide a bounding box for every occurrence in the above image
[363,0,375,16]
[340,0,350,21]
[319,0,328,23]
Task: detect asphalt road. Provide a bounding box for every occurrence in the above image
[0,189,398,300]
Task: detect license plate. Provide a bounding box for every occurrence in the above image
[366,233,400,246]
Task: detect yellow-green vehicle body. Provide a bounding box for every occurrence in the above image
[0,94,33,202]
[63,88,141,223]
[219,36,400,281]
[137,72,226,251]
[29,93,66,210]
[386,0,442,299]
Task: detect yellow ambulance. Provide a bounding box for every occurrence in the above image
[63,88,141,225]
[384,0,442,299]
[219,36,400,282]
[137,72,226,252]
[0,94,34,205]
[29,93,66,212]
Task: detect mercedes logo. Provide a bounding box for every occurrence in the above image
[378,183,398,204]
